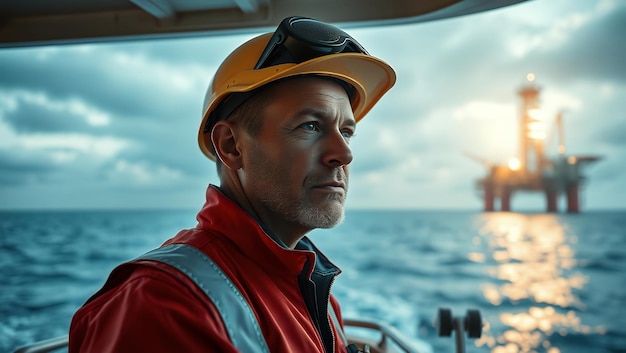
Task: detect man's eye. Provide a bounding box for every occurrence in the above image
[300,122,319,131]
[341,130,355,139]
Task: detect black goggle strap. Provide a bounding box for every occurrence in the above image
[203,90,256,134]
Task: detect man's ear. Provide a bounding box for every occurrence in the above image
[211,120,243,171]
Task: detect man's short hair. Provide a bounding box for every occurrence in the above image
[213,85,274,173]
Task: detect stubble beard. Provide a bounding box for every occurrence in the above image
[246,143,347,230]
[259,180,347,230]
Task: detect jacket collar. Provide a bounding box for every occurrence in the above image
[195,185,341,279]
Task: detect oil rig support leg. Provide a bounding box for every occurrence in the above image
[545,190,558,213]
[501,189,511,212]
[484,184,495,212]
[567,184,580,213]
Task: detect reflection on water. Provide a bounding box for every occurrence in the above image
[470,213,605,353]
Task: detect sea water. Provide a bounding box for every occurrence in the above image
[1,210,624,353]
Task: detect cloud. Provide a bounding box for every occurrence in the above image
[1,89,110,133]
[0,151,57,185]
[520,1,626,84]
[0,44,209,123]
[598,122,626,147]
[0,40,223,190]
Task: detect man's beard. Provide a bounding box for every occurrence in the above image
[257,172,348,230]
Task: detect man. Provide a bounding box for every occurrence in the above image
[69,16,395,353]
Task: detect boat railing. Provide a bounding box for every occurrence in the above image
[13,335,68,353]
[14,321,419,353]
[13,319,426,353]
[344,318,423,353]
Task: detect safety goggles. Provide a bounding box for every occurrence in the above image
[254,16,369,69]
[204,16,364,134]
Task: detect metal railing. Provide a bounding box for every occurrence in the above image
[344,319,423,353]
[14,320,424,353]
[13,335,68,353]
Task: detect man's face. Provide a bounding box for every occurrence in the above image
[238,77,355,235]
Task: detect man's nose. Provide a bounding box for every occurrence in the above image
[322,130,353,168]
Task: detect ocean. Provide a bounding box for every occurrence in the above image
[1,210,624,353]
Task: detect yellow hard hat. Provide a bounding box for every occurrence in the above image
[198,16,396,161]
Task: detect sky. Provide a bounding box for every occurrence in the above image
[0,0,624,211]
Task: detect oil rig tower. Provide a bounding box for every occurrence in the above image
[474,75,600,213]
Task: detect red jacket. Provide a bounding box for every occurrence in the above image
[69,185,347,353]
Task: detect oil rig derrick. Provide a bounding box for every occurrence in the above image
[473,76,601,213]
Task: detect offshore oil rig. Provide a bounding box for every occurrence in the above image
[472,74,600,213]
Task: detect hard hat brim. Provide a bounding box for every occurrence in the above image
[199,52,396,161]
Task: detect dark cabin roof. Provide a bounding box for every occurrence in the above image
[0,0,528,48]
